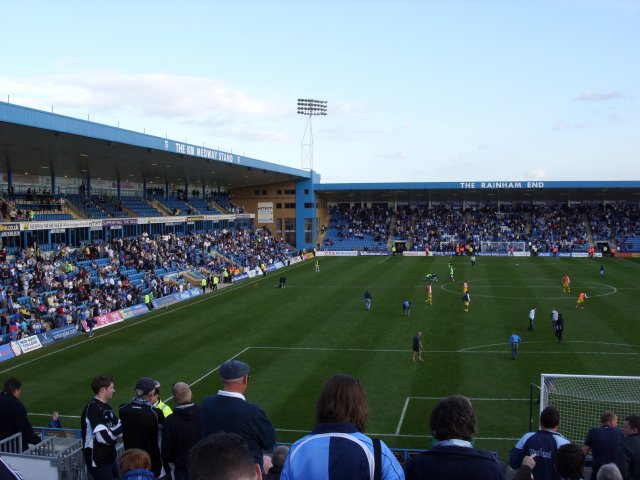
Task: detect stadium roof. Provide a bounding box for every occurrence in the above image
[2,102,640,203]
[0,102,309,190]
[314,182,640,203]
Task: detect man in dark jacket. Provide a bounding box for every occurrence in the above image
[119,377,166,478]
[615,415,640,480]
[583,411,623,480]
[81,374,122,480]
[0,377,41,451]
[403,395,504,479]
[201,360,276,473]
[162,382,202,480]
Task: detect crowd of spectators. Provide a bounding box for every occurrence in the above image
[528,204,589,253]
[322,206,391,249]
[321,201,640,253]
[0,227,295,345]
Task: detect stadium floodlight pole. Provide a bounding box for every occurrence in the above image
[297,99,327,172]
[297,98,327,250]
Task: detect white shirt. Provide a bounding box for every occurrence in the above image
[217,390,246,401]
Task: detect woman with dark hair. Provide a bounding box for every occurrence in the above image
[281,374,404,479]
[555,443,586,480]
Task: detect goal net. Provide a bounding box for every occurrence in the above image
[479,241,526,254]
[540,374,640,443]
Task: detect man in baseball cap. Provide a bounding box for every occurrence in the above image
[119,377,166,478]
[201,360,275,474]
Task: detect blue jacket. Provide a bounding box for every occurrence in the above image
[120,468,156,479]
[281,423,404,479]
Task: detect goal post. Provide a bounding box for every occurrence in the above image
[479,241,526,254]
[540,374,640,443]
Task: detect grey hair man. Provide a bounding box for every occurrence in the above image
[597,463,623,480]
[162,382,202,480]
[266,445,290,479]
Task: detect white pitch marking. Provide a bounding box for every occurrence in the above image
[408,397,529,401]
[161,346,252,403]
[396,397,411,435]
[251,345,640,355]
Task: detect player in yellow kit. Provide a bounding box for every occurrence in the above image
[576,291,588,309]
[425,282,433,305]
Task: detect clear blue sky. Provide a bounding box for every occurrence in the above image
[2,0,638,183]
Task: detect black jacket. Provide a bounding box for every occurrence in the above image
[0,390,41,451]
[615,433,640,480]
[162,402,202,473]
[119,397,165,477]
[404,443,505,480]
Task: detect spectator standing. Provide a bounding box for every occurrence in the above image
[81,374,122,480]
[597,463,623,480]
[161,382,202,480]
[201,360,276,474]
[49,410,63,429]
[86,315,96,338]
[614,415,640,480]
[510,406,570,480]
[0,377,41,451]
[266,445,289,479]
[119,377,166,478]
[583,412,623,480]
[555,443,586,480]
[150,387,172,420]
[281,374,404,479]
[403,394,503,479]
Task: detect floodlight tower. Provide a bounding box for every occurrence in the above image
[297,99,327,249]
[297,98,327,171]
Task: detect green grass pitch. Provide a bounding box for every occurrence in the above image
[3,255,639,460]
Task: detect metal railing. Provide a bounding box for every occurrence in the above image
[0,431,93,480]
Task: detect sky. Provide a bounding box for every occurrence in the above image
[1,0,638,184]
